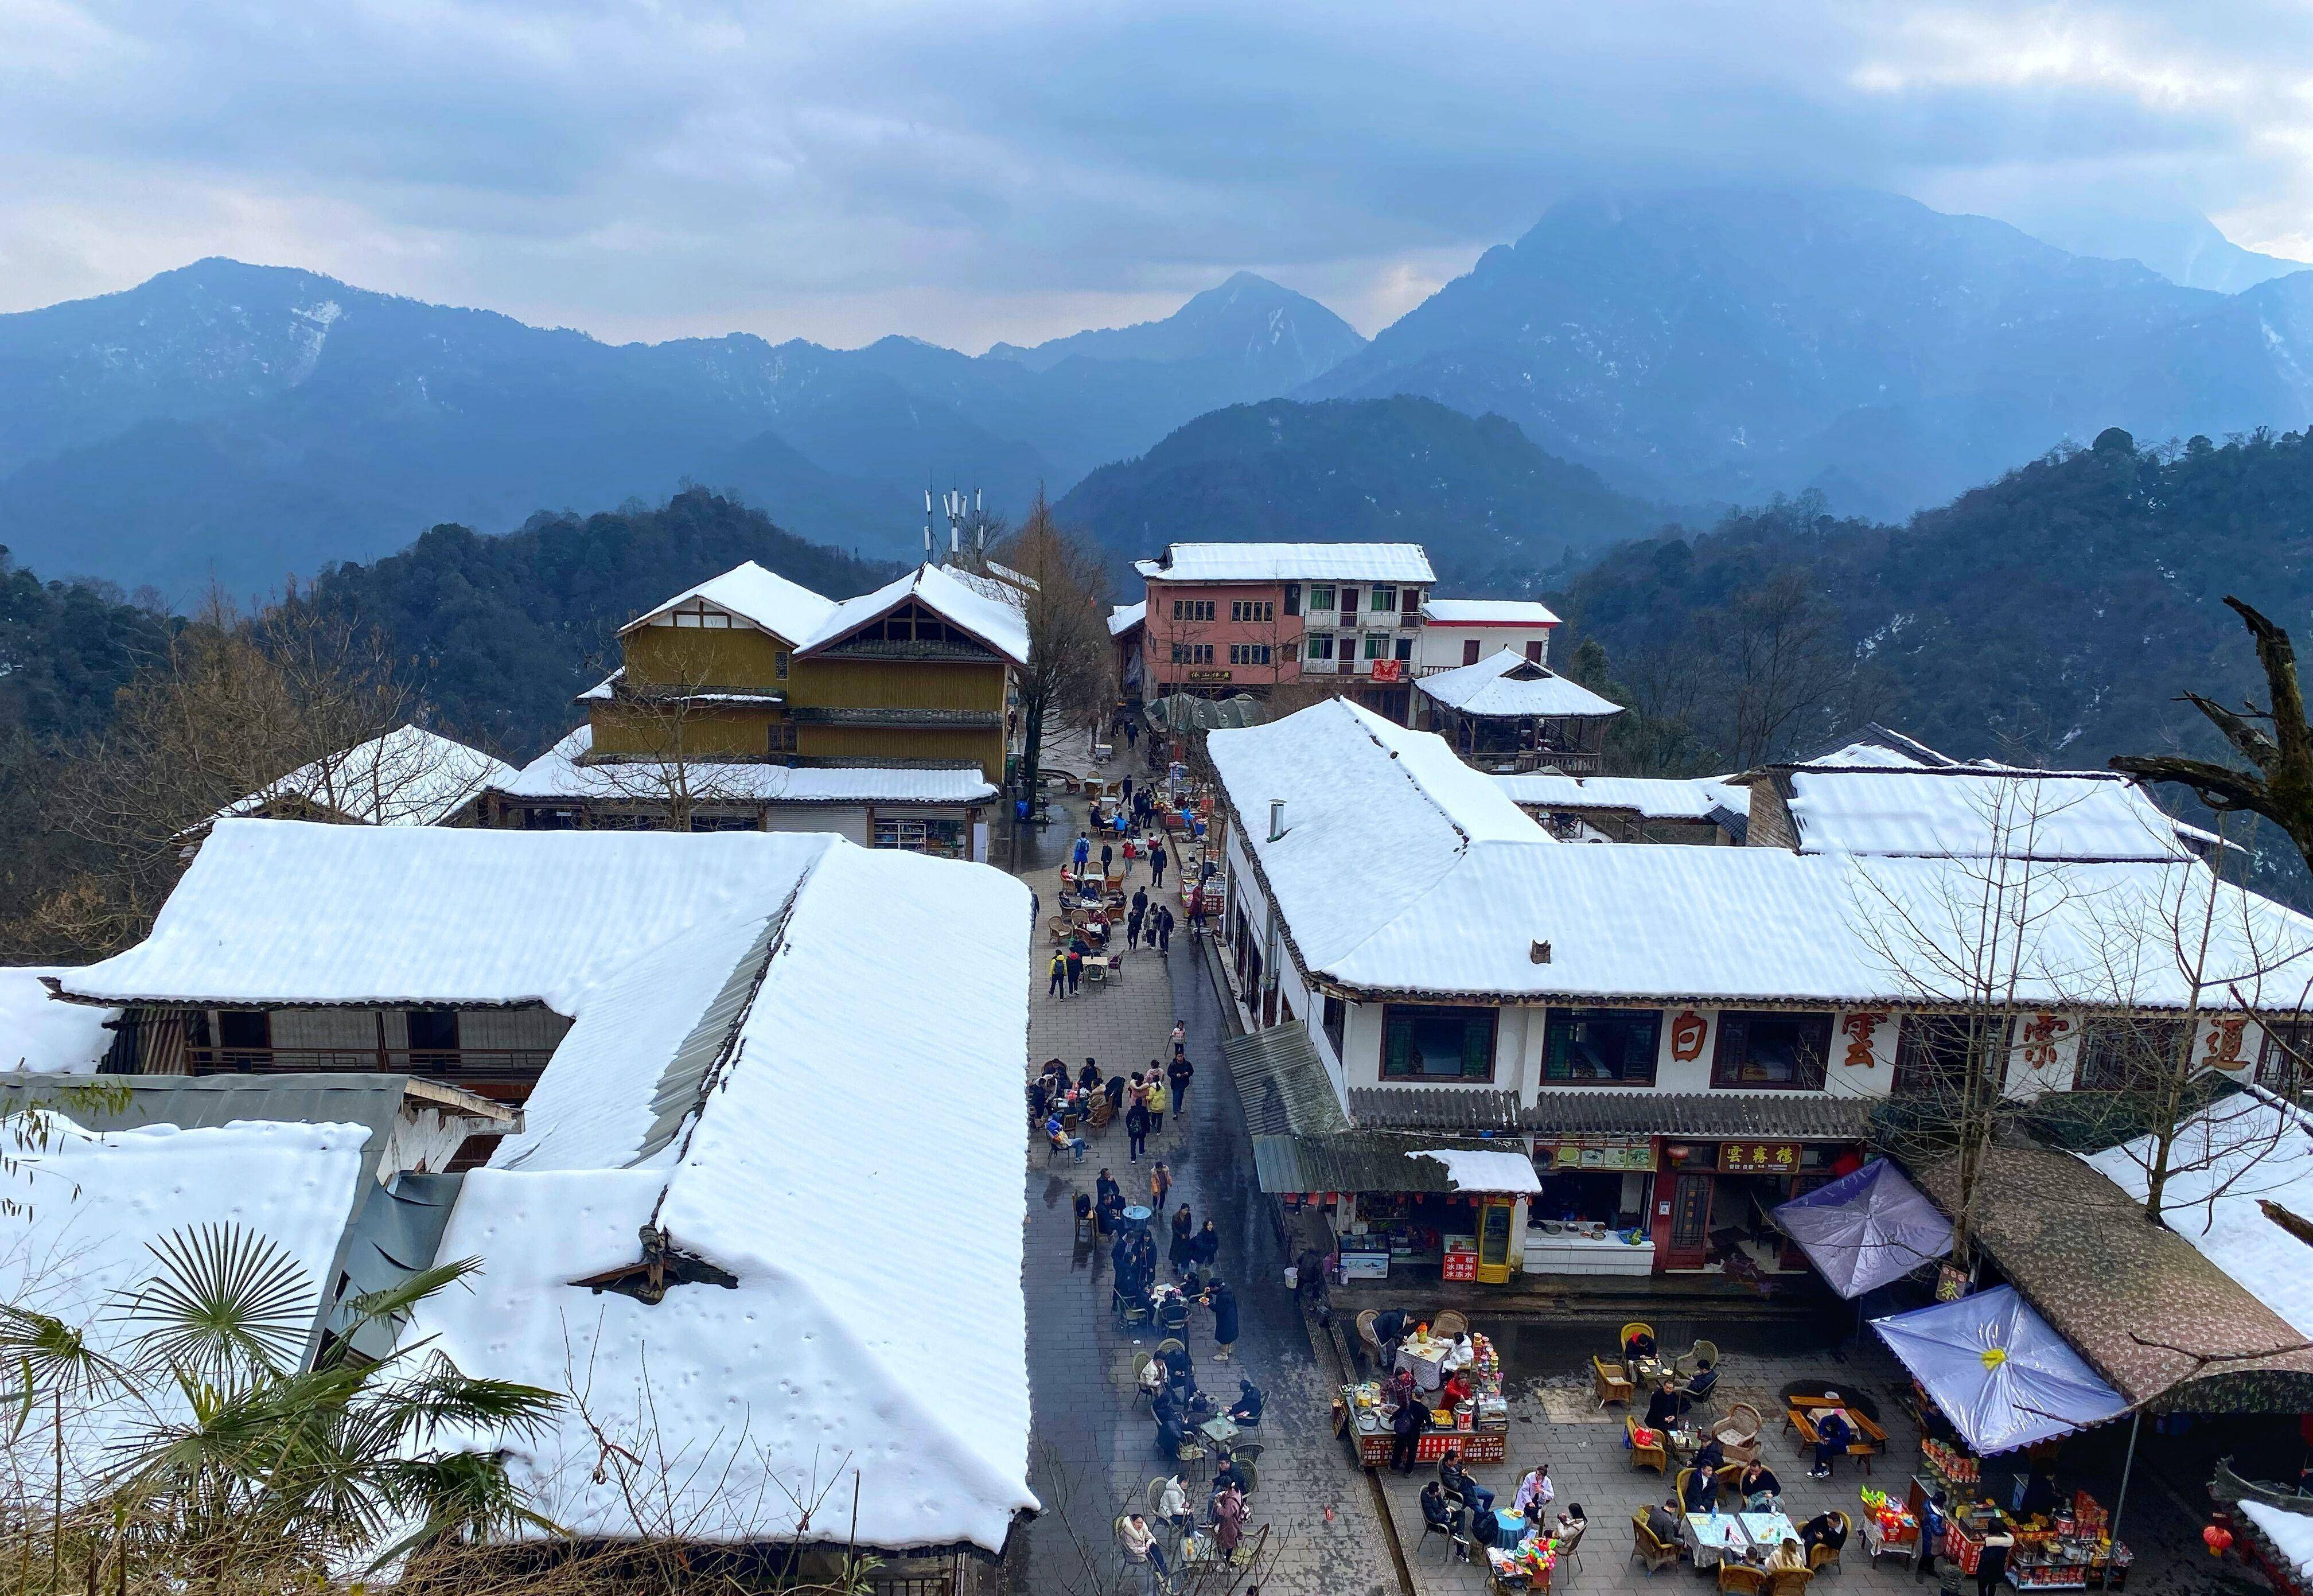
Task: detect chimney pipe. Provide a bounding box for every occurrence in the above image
[1268,800,1287,842]
[1530,939,1552,965]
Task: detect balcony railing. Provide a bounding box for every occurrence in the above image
[184,1046,556,1087]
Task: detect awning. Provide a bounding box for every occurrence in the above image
[1415,1147,1543,1195]
[1871,1285,2129,1454]
[1772,1158,1952,1299]
[1249,1132,1528,1196]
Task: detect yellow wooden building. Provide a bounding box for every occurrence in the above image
[487,562,1026,859]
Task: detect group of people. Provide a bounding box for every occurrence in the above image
[1032,1042,1198,1163]
[1646,1492,1848,1571]
[1122,884,1178,955]
[1421,1456,1588,1563]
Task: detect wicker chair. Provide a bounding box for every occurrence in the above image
[1766,1569,1814,1595]
[1433,1310,1469,1339]
[1718,1565,1767,1595]
[1714,1402,1765,1465]
[1626,1415,1669,1473]
[1086,1094,1115,1134]
[1807,1513,1849,1574]
[1593,1354,1634,1408]
[1132,1353,1156,1411]
[1357,1309,1383,1363]
[1676,1338,1722,1376]
[1621,1321,1656,1355]
[1630,1513,1680,1575]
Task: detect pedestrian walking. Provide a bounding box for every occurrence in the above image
[1146,1072,1168,1134]
[1169,1204,1194,1274]
[1206,1278,1239,1361]
[1150,1159,1172,1218]
[1190,1219,1218,1273]
[1066,946,1083,995]
[1155,905,1174,955]
[1048,948,1067,997]
[1073,831,1091,869]
[1126,1097,1151,1161]
[1127,902,1146,949]
[1123,774,1134,807]
[1168,1050,1194,1117]
[1151,841,1169,888]
[1100,841,1114,874]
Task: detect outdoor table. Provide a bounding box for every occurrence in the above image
[1785,1400,1886,1474]
[1396,1336,1451,1391]
[1121,1205,1152,1232]
[1687,1512,1747,1568]
[1737,1512,1798,1556]
[1630,1354,1665,1383]
[1493,1509,1530,1543]
[1198,1416,1239,1449]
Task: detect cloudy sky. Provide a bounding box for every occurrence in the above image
[2,1,2307,350]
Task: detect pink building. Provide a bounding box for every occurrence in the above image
[1134,543,1438,717]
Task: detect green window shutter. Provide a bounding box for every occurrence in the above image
[1462,1015,1492,1079]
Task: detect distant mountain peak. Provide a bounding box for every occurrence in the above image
[984,272,1365,380]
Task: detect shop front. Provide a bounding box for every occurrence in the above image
[1649,1135,1863,1274]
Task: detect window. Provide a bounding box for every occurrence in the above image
[1169,643,1215,664]
[1364,632,1389,660]
[1401,586,1423,614]
[690,812,761,832]
[217,1010,271,1064]
[407,1008,460,1057]
[1339,587,1359,614]
[1284,583,1301,616]
[1895,1015,1975,1100]
[1282,640,1298,663]
[1170,599,1216,622]
[776,650,790,680]
[2075,1018,2189,1090]
[1309,584,1335,611]
[1544,1008,1660,1084]
[1322,995,1347,1060]
[1381,1005,1497,1081]
[1229,643,1272,665]
[1524,639,1545,665]
[1370,585,1396,612]
[1462,639,1482,666]
[1394,636,1413,661]
[873,817,967,858]
[1305,632,1334,660]
[1711,1011,1831,1088]
[768,720,796,754]
[2260,1021,2312,1091]
[1229,600,1274,623]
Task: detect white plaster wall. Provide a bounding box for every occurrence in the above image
[2003,1013,2081,1099]
[1415,624,1554,671]
[1827,1007,1898,1099]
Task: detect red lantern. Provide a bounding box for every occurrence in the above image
[2203,1523,2234,1557]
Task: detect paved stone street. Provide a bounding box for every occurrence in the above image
[1004,741,2226,1596]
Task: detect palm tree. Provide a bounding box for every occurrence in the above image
[0,1222,562,1589]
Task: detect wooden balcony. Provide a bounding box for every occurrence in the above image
[184,1046,554,1101]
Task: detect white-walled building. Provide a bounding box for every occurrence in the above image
[1205,699,2313,1282]
[1414,598,1560,674]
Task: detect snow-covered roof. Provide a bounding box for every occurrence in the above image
[1420,599,1561,628]
[801,563,1030,665]
[1415,1147,1543,1194]
[211,725,515,829]
[1134,543,1436,583]
[2241,1502,2313,1579]
[2086,1089,2313,1340]
[624,561,839,645]
[54,820,1036,1553]
[0,1115,375,1496]
[1802,740,1930,770]
[1492,773,1751,822]
[1209,701,2313,1006]
[1414,649,1623,719]
[0,968,116,1071]
[1108,601,1145,637]
[493,726,995,806]
[1782,769,2189,861]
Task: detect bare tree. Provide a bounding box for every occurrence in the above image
[982,492,1112,807]
[17,597,431,958]
[1703,570,1852,770]
[578,659,772,833]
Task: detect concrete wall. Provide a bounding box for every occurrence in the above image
[1414,623,1555,672]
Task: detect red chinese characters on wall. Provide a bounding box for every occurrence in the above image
[1670,1010,1708,1062]
[2019,1012,2072,1072]
[2204,1017,2247,1068]
[1841,1010,1888,1068]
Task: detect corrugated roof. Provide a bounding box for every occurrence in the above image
[1348,1087,1875,1140]
[1492,773,1751,822]
[1135,543,1436,584]
[1224,1025,1348,1136]
[1251,1131,1524,1195]
[1915,1147,2313,1413]
[330,1171,464,1359]
[1785,768,2189,862]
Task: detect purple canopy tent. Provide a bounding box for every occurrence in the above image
[1771,1157,1953,1299]
[1871,1285,2129,1454]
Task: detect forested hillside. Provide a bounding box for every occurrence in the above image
[307,489,897,757]
[1058,396,1668,585]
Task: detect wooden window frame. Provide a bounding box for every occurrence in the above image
[1543,1007,1661,1085]
[1711,1010,1831,1090]
[1380,1003,1498,1083]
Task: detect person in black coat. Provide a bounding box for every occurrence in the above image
[1167,1051,1195,1117]
[1190,1219,1220,1272]
[1389,1394,1427,1475]
[1169,1205,1196,1274]
[1228,1379,1264,1424]
[1206,1279,1240,1362]
[1126,1099,1151,1162]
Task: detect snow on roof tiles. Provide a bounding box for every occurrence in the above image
[1414,649,1623,719]
[1108,601,1144,637]
[0,968,116,1072]
[214,725,515,828]
[624,561,839,645]
[1209,702,2313,1006]
[1785,769,2189,861]
[2086,1090,2313,1340]
[1492,773,1750,820]
[1133,543,1436,583]
[1419,599,1561,626]
[59,819,1037,1553]
[802,563,1030,664]
[494,725,995,805]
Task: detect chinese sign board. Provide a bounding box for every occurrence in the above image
[1718,1142,1801,1174]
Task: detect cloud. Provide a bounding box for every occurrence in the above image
[0,1,2306,348]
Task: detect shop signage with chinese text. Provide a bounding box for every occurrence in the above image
[1719,1142,1801,1174]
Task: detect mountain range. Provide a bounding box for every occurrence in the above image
[3,185,2312,597]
